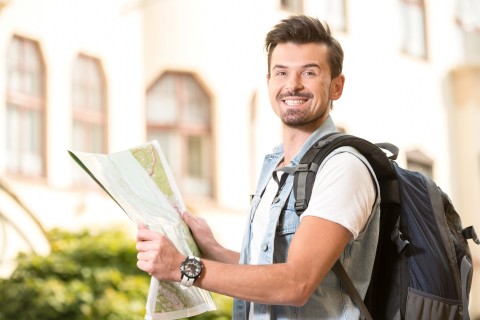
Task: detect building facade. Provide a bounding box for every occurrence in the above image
[1,0,479,316]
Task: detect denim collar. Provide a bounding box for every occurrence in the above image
[270,115,337,167]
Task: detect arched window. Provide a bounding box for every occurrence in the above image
[5,36,46,177]
[146,72,212,197]
[71,55,107,153]
[70,55,107,186]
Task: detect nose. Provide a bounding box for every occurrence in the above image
[285,73,304,93]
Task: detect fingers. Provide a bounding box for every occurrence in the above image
[136,233,168,252]
[135,235,167,277]
[136,238,155,252]
[136,256,155,276]
[136,251,151,261]
[136,225,160,242]
[135,234,184,281]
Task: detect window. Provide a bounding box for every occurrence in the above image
[281,0,303,14]
[71,55,107,186]
[406,149,433,178]
[5,36,46,177]
[399,0,428,59]
[146,72,212,197]
[315,0,348,32]
[455,0,480,64]
[71,55,107,153]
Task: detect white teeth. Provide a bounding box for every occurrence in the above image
[284,99,306,106]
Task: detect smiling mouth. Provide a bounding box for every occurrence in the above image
[283,99,308,106]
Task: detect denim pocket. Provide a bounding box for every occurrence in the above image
[276,196,299,236]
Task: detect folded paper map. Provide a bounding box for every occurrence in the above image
[68,140,216,320]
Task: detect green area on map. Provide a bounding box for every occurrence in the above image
[130,144,174,199]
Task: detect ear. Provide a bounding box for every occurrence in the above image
[329,74,345,101]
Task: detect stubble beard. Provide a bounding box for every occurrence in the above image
[281,108,328,129]
[276,90,328,128]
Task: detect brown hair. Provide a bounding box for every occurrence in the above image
[265,15,344,79]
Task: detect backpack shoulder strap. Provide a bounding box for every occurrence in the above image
[293,133,399,319]
[294,133,397,216]
[332,261,373,320]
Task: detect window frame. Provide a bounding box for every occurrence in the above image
[146,71,214,198]
[70,54,108,188]
[399,0,429,60]
[5,35,47,179]
[315,0,348,33]
[71,54,108,154]
[280,0,304,14]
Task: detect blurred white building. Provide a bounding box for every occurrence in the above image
[0,0,479,317]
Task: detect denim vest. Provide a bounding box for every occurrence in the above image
[232,116,381,319]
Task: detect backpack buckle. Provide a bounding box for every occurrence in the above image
[463,226,480,245]
[391,228,410,253]
[296,163,309,172]
[295,199,307,213]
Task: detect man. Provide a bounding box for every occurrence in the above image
[136,15,380,319]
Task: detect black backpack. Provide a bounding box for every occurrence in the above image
[293,132,480,320]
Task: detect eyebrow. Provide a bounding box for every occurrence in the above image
[272,63,322,70]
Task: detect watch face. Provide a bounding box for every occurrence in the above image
[181,258,202,278]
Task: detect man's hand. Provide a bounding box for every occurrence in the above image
[136,224,185,281]
[182,212,218,259]
[182,212,240,263]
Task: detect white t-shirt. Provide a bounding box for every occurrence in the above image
[301,152,376,239]
[249,152,375,265]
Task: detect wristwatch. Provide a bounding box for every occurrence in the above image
[180,256,203,287]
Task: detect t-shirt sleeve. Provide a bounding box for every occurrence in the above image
[300,152,376,240]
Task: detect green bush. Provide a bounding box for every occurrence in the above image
[0,228,232,320]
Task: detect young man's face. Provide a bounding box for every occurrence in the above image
[267,42,344,130]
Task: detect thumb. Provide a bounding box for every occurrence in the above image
[182,211,193,224]
[138,223,148,230]
[182,211,200,229]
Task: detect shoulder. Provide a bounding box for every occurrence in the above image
[319,149,371,177]
[301,149,377,239]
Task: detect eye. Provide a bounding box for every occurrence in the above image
[302,71,317,77]
[275,71,287,76]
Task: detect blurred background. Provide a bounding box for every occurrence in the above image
[0,0,479,318]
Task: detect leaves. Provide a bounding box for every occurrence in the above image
[0,228,232,320]
[0,228,150,320]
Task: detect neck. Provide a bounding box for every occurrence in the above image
[281,114,331,164]
[281,126,314,165]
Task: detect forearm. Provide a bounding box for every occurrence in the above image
[194,217,352,306]
[143,244,309,305]
[138,217,351,306]
[195,260,317,306]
